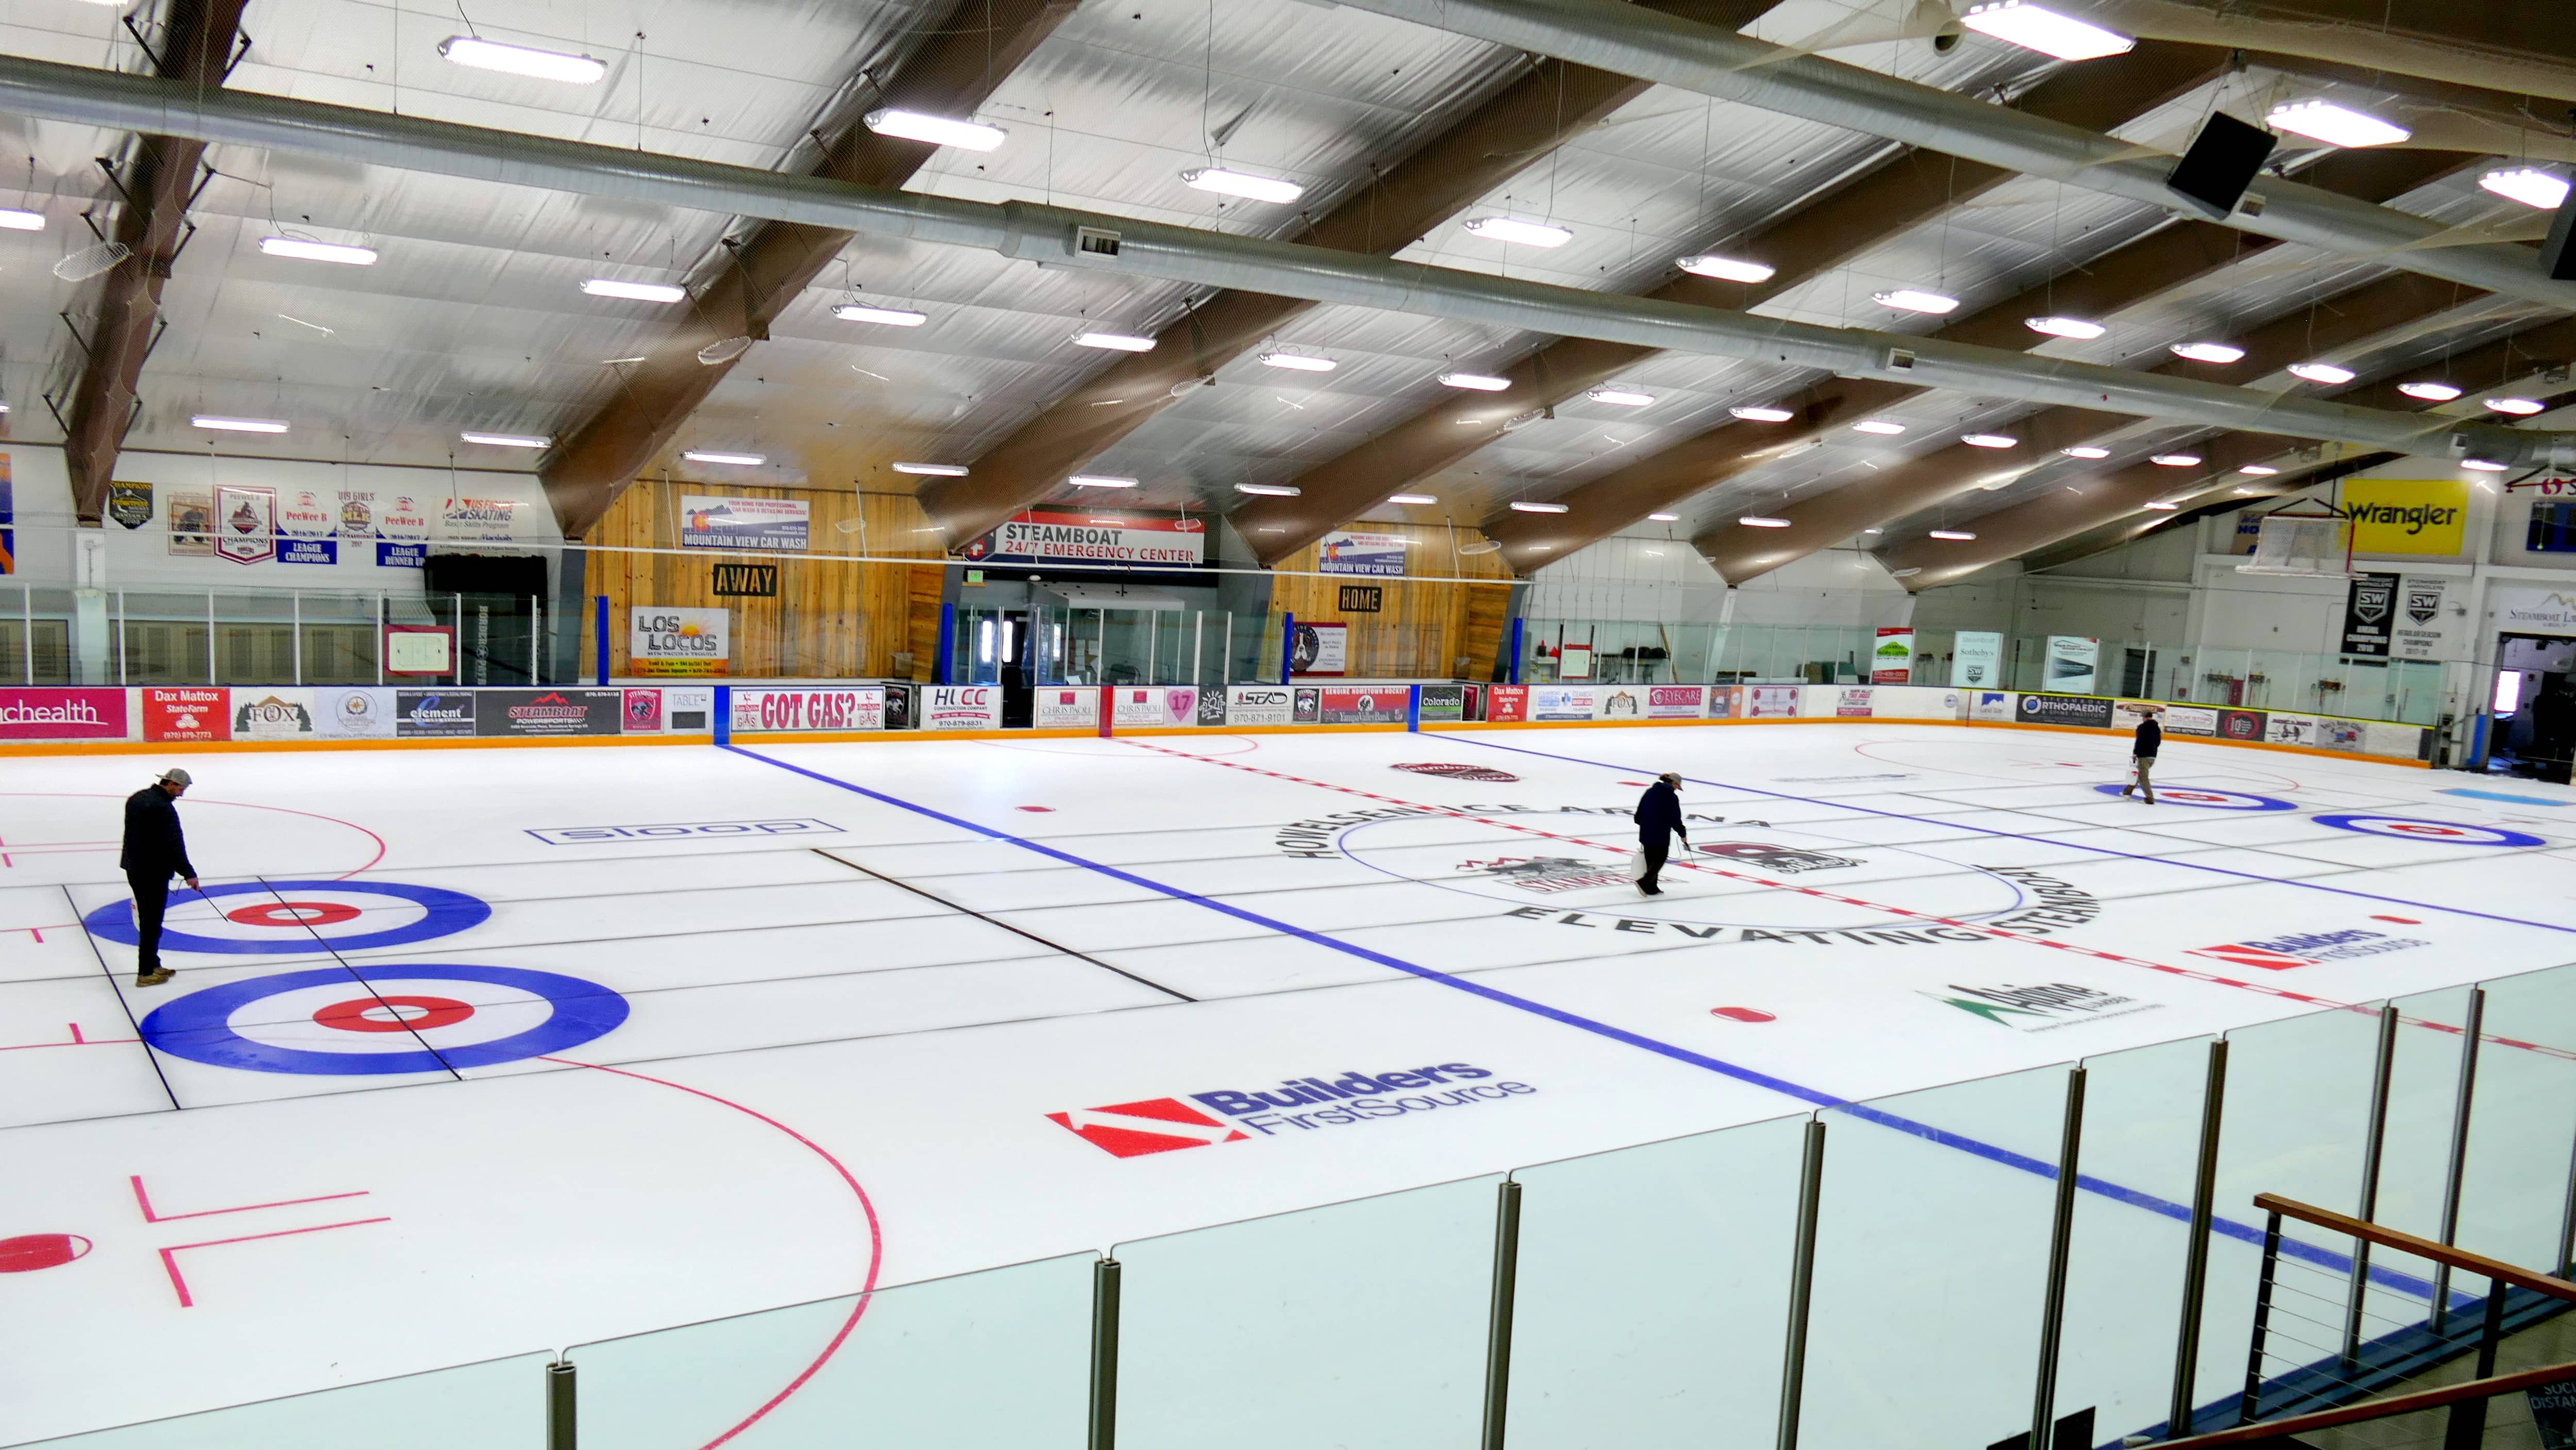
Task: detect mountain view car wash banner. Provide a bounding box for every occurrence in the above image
[956,509,1207,568]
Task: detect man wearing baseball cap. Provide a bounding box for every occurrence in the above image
[121,769,200,987]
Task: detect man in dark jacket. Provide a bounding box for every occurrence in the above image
[121,768,200,987]
[1632,771,1689,896]
[2118,707,2161,804]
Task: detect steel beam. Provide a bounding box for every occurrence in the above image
[916,0,1779,547]
[1230,42,2228,563]
[60,0,251,522]
[539,0,1079,537]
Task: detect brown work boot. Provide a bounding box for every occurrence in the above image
[135,967,174,988]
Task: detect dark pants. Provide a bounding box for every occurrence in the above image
[128,870,170,974]
[1639,835,1672,893]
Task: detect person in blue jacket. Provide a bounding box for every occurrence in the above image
[1632,771,1688,895]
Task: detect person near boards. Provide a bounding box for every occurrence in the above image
[121,768,200,987]
[2119,708,2161,804]
[1633,771,1689,895]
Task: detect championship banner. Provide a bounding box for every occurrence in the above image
[1316,530,1406,576]
[108,481,153,530]
[1871,628,1914,683]
[1951,631,2003,688]
[2396,578,2445,660]
[1226,685,1294,727]
[680,496,809,553]
[280,488,336,538]
[377,495,432,541]
[957,508,1206,568]
[730,687,884,733]
[2340,478,2467,555]
[214,485,276,565]
[1034,687,1100,730]
[1291,620,1348,677]
[629,607,730,677]
[922,685,1002,730]
[2340,572,2399,657]
[168,489,213,557]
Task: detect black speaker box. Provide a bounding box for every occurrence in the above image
[2167,112,2278,219]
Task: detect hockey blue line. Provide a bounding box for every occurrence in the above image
[726,743,2446,1301]
[1451,734,2576,939]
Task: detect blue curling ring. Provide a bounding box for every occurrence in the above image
[84,879,490,954]
[140,964,628,1075]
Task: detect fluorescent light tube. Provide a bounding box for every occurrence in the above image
[2480,167,2571,210]
[439,36,607,85]
[582,278,685,303]
[2464,458,2510,472]
[2169,341,2244,364]
[192,416,288,433]
[1261,352,1336,372]
[2398,381,2463,401]
[1068,474,1137,488]
[683,451,765,466]
[1387,494,1437,505]
[1463,216,1573,248]
[1875,288,1960,315]
[460,431,551,449]
[260,236,376,266]
[1730,405,1795,422]
[1181,167,1304,204]
[1961,433,2018,449]
[1678,254,1774,283]
[2151,453,2203,467]
[1235,483,1301,497]
[891,462,968,476]
[1647,512,1679,521]
[1928,529,1977,541]
[2142,500,2179,510]
[1439,372,1511,391]
[2288,362,2355,385]
[2238,464,2280,475]
[2061,446,2111,459]
[864,109,1006,151]
[1737,515,1791,528]
[1960,1,2135,60]
[836,304,928,326]
[2267,99,2410,149]
[2025,315,2106,339]
[1075,331,1155,352]
[0,208,41,231]
[1588,387,1654,407]
[2487,396,2546,415]
[1852,420,1907,435]
[1509,501,1570,514]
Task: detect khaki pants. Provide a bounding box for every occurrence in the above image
[2124,756,2155,799]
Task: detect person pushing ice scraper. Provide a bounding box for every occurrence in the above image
[2119,705,2161,805]
[122,767,201,987]
[1631,771,1689,896]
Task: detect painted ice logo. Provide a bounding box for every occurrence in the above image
[1051,1063,1535,1157]
[1927,982,2159,1031]
[1464,855,1630,893]
[1395,763,1520,783]
[2188,942,2317,971]
[2189,928,2431,970]
[1045,1099,1250,1158]
[1696,842,1863,874]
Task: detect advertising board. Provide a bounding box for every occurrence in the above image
[142,687,227,742]
[1035,687,1101,730]
[1226,686,1294,727]
[731,687,885,733]
[1318,687,1408,724]
[2017,693,2113,729]
[476,689,625,737]
[923,685,1002,730]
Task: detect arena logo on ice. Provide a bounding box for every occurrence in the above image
[2188,927,2430,971]
[1048,1063,1534,1158]
[1926,982,2161,1032]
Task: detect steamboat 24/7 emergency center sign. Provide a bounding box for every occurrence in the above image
[957,509,1207,568]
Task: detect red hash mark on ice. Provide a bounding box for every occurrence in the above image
[156,1219,392,1309]
[1121,740,2575,1063]
[0,1023,139,1052]
[132,1175,386,1308]
[130,1174,371,1224]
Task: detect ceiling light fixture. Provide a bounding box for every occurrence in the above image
[259,236,377,266]
[1928,529,1977,541]
[2142,500,2180,510]
[864,108,1007,151]
[1068,474,1137,488]
[2025,315,2107,340]
[2267,99,2411,149]
[460,431,550,449]
[0,207,43,231]
[1235,483,1301,497]
[582,278,685,304]
[2169,341,2244,364]
[891,462,968,476]
[836,303,928,326]
[1181,167,1304,204]
[2487,396,2546,415]
[1961,433,2018,449]
[1075,331,1155,352]
[2151,453,2203,467]
[2238,464,2280,475]
[1959,0,2136,60]
[1852,420,1907,435]
[2288,361,2355,385]
[1648,512,1679,521]
[2480,167,2572,210]
[1509,501,1570,514]
[1875,288,1960,315]
[1388,493,1437,505]
[1260,351,1335,372]
[1463,216,1573,248]
[438,35,607,85]
[1439,372,1511,391]
[1737,515,1792,528]
[1588,387,1654,407]
[2463,458,2510,472]
[1677,254,1774,283]
[682,450,765,466]
[2060,445,2111,459]
[191,416,288,434]
[1730,405,1795,422]
[2398,381,2463,402]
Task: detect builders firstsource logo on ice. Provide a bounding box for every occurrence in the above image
[1049,1062,1535,1158]
[2188,926,2430,970]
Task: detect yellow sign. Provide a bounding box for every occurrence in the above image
[2340,478,2468,555]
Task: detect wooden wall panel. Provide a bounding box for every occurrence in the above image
[1265,521,1513,679]
[582,483,940,680]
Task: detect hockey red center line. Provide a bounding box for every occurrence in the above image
[1122,740,2566,1061]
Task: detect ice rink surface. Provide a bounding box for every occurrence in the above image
[4,722,2574,1443]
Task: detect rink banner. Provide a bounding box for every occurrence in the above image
[1112,687,1165,728]
[1871,628,1914,684]
[1196,686,1228,726]
[1417,684,1471,723]
[1970,690,2013,723]
[1745,685,1799,719]
[1316,530,1407,576]
[1707,685,1740,720]
[2042,636,2100,696]
[629,607,730,677]
[679,496,809,553]
[1645,685,1706,719]
[0,688,127,740]
[1952,632,2004,688]
[1837,687,1875,718]
[1485,686,1528,723]
[1318,687,1408,724]
[233,690,320,740]
[395,690,476,738]
[316,688,396,739]
[2340,478,2468,555]
[1227,686,1295,727]
[476,689,625,738]
[1034,687,1100,731]
[957,508,1207,568]
[2017,693,2114,729]
[1530,686,1596,722]
[731,687,885,733]
[142,687,227,743]
[923,685,1002,730]
[1292,621,1349,678]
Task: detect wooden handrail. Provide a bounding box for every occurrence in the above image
[2253,1194,2576,1303]
[2162,1356,2576,1447]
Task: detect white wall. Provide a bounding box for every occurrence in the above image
[1721,547,1914,628]
[1524,533,1729,623]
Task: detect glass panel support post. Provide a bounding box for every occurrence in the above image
[2028,1066,2087,1450]
[2442,1278,2511,1450]
[376,595,387,686]
[206,591,216,682]
[1480,1179,1524,1450]
[2240,1210,2284,1425]
[546,1359,575,1450]
[292,591,303,685]
[1193,612,1203,688]
[2343,1004,2402,1364]
[1088,1257,1121,1450]
[2430,988,2486,1328]
[1776,1117,1826,1450]
[2167,1039,2230,1438]
[116,591,127,685]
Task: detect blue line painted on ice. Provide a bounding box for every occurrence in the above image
[2439,788,2569,808]
[724,743,2443,1301]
